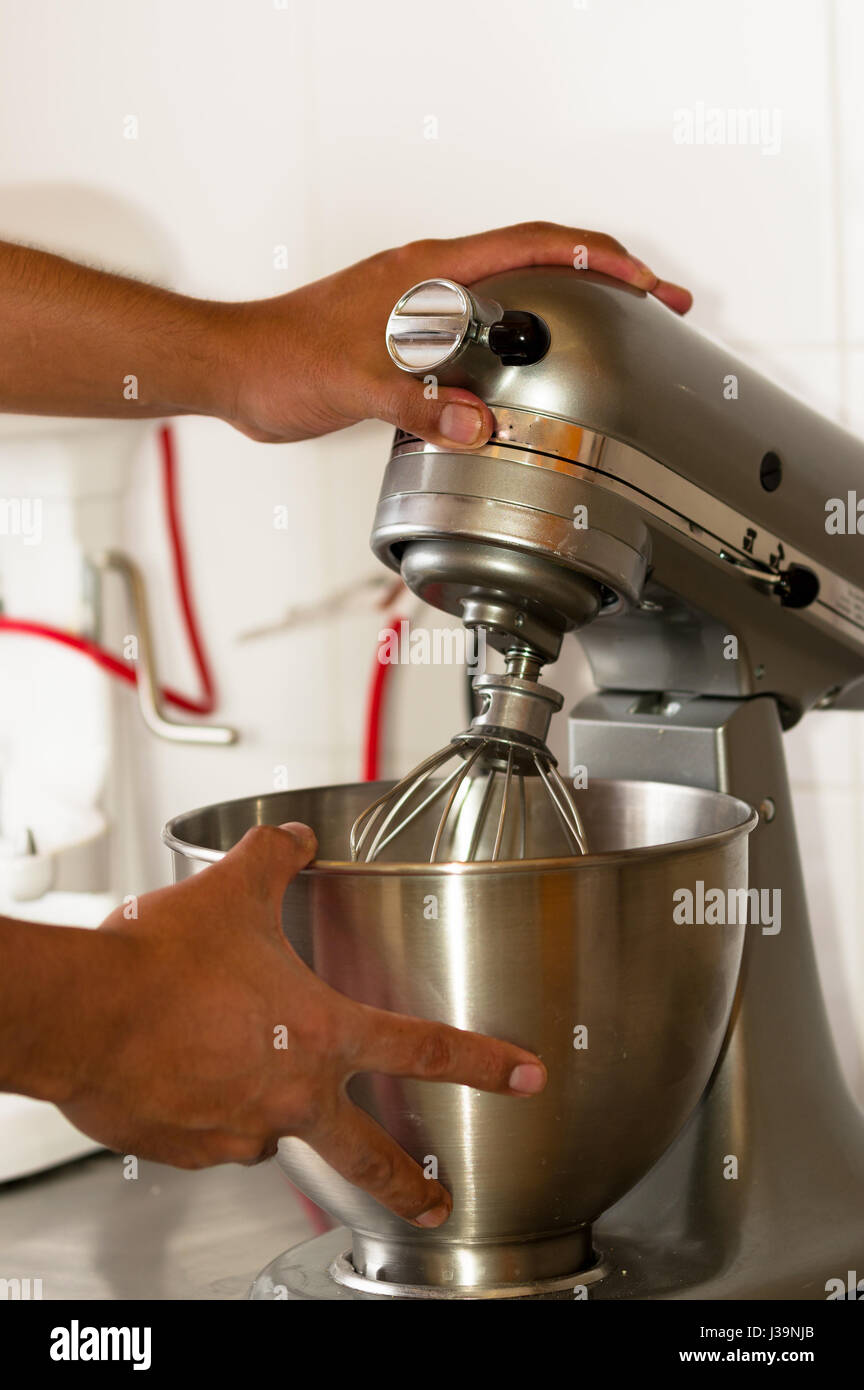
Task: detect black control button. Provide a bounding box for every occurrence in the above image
[779,564,819,609]
[488,311,551,366]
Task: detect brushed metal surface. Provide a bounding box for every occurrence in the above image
[584,697,864,1298]
[166,778,755,1290]
[423,267,864,590]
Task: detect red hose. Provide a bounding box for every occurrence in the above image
[0,616,212,715]
[0,424,218,717]
[363,615,405,781]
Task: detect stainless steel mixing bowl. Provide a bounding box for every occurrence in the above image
[165,778,756,1295]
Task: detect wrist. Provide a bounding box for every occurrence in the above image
[156,296,245,421]
[0,919,130,1106]
[192,293,303,437]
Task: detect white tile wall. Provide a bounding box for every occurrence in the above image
[0,0,862,1092]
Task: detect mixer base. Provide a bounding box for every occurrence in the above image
[249,1229,608,1301]
[250,1223,864,1300]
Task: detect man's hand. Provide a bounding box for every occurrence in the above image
[0,223,691,452]
[225,221,692,448]
[43,823,546,1228]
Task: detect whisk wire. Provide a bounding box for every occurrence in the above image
[546,761,589,855]
[349,667,589,864]
[534,755,587,856]
[364,754,467,861]
[351,743,454,860]
[430,743,485,862]
[466,770,497,861]
[491,747,515,861]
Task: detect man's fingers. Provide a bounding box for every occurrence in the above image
[349,1005,547,1097]
[222,820,318,907]
[651,278,694,315]
[373,379,494,449]
[308,1100,453,1227]
[375,222,692,444]
[411,221,692,313]
[441,220,685,302]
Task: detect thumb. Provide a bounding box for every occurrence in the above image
[377,381,495,450]
[225,821,318,907]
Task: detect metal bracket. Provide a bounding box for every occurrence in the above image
[92,549,237,745]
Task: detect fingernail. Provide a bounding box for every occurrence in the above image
[439,402,485,446]
[280,821,317,854]
[509,1062,547,1095]
[413,1201,451,1229]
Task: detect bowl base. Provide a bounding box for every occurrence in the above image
[348,1224,596,1294]
[331,1248,608,1300]
[249,1229,608,1300]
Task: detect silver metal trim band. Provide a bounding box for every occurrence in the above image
[390,407,864,654]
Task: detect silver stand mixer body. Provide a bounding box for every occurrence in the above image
[183,267,864,1298]
[365,267,864,1295]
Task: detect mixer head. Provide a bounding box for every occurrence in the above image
[373,268,864,728]
[350,646,588,863]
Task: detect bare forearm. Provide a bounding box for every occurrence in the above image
[0,223,692,449]
[0,239,238,420]
[0,915,125,1104]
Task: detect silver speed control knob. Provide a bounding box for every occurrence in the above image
[386,279,551,374]
[385,278,503,373]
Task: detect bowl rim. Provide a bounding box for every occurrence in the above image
[162,778,759,877]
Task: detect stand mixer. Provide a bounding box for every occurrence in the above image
[166,266,864,1299]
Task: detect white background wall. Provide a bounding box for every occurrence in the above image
[0,0,862,1094]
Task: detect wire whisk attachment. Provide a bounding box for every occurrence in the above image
[350,666,588,864]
